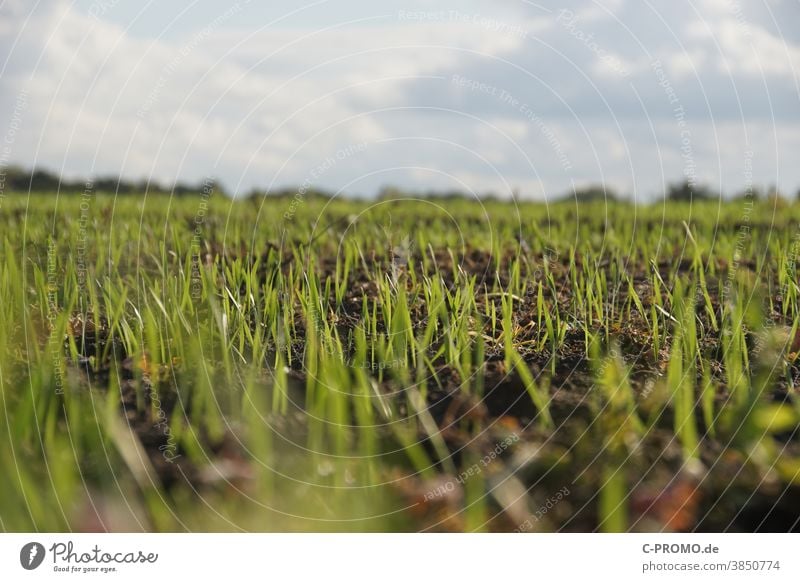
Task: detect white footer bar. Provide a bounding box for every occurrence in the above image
[1,534,796,580]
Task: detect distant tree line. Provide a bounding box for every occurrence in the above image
[663,180,794,202]
[3,166,797,201]
[0,166,224,196]
[377,181,795,202]
[569,180,796,202]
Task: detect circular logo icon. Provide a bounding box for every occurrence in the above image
[20,542,46,570]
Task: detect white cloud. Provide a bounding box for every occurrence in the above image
[716,20,800,76]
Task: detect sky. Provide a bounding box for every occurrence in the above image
[0,0,798,200]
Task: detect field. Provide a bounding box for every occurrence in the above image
[1,191,799,532]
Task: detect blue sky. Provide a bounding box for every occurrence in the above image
[1,0,799,199]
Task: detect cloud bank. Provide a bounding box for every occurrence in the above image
[1,0,798,199]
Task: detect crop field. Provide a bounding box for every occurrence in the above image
[1,192,799,532]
